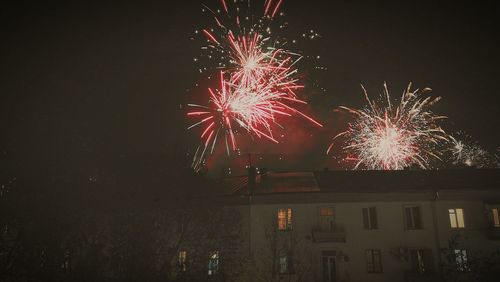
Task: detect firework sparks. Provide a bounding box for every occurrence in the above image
[328,83,449,170]
[188,68,321,170]
[188,0,322,170]
[449,133,496,168]
[198,0,289,74]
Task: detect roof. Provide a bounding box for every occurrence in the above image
[221,169,500,195]
[315,169,499,192]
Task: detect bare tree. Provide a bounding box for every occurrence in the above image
[248,216,314,282]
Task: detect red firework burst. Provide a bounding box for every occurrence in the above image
[187,0,322,169]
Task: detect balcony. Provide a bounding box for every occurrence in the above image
[311,226,346,243]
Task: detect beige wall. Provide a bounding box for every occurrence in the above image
[243,191,500,282]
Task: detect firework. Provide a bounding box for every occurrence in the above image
[188,69,321,170]
[198,0,294,71]
[449,133,496,168]
[188,0,322,169]
[328,83,449,170]
[198,0,306,100]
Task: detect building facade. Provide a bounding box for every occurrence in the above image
[223,169,500,282]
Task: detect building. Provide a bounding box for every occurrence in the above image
[221,168,500,282]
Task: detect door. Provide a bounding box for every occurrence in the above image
[322,256,336,282]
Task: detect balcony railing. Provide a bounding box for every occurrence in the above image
[311,226,346,243]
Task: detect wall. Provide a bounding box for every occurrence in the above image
[244,190,500,282]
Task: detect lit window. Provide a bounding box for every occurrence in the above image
[404,206,422,229]
[449,208,465,228]
[319,207,335,230]
[208,251,219,275]
[178,251,187,272]
[365,249,382,273]
[278,208,293,231]
[492,208,500,228]
[362,207,378,229]
[454,249,470,272]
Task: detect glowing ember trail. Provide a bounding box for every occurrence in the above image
[187,0,323,170]
[328,83,449,170]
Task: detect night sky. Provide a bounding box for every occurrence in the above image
[1,0,499,180]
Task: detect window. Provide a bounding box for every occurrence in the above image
[366,249,382,273]
[409,249,431,273]
[492,208,500,228]
[61,250,71,272]
[279,251,294,274]
[208,251,219,275]
[319,207,335,230]
[322,252,337,282]
[279,255,288,274]
[448,208,465,228]
[362,207,378,229]
[178,251,187,272]
[454,249,470,272]
[278,208,293,231]
[404,206,422,229]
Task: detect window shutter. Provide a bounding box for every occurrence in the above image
[413,207,422,229]
[409,250,418,271]
[362,208,369,229]
[287,208,293,230]
[370,207,378,229]
[365,250,373,272]
[405,207,413,228]
[373,250,382,272]
[288,251,295,274]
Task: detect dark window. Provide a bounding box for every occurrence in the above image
[279,252,294,274]
[366,249,382,273]
[208,251,219,275]
[61,250,71,272]
[405,206,422,229]
[322,254,337,282]
[363,207,378,229]
[454,249,470,272]
[279,255,288,274]
[409,249,433,273]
